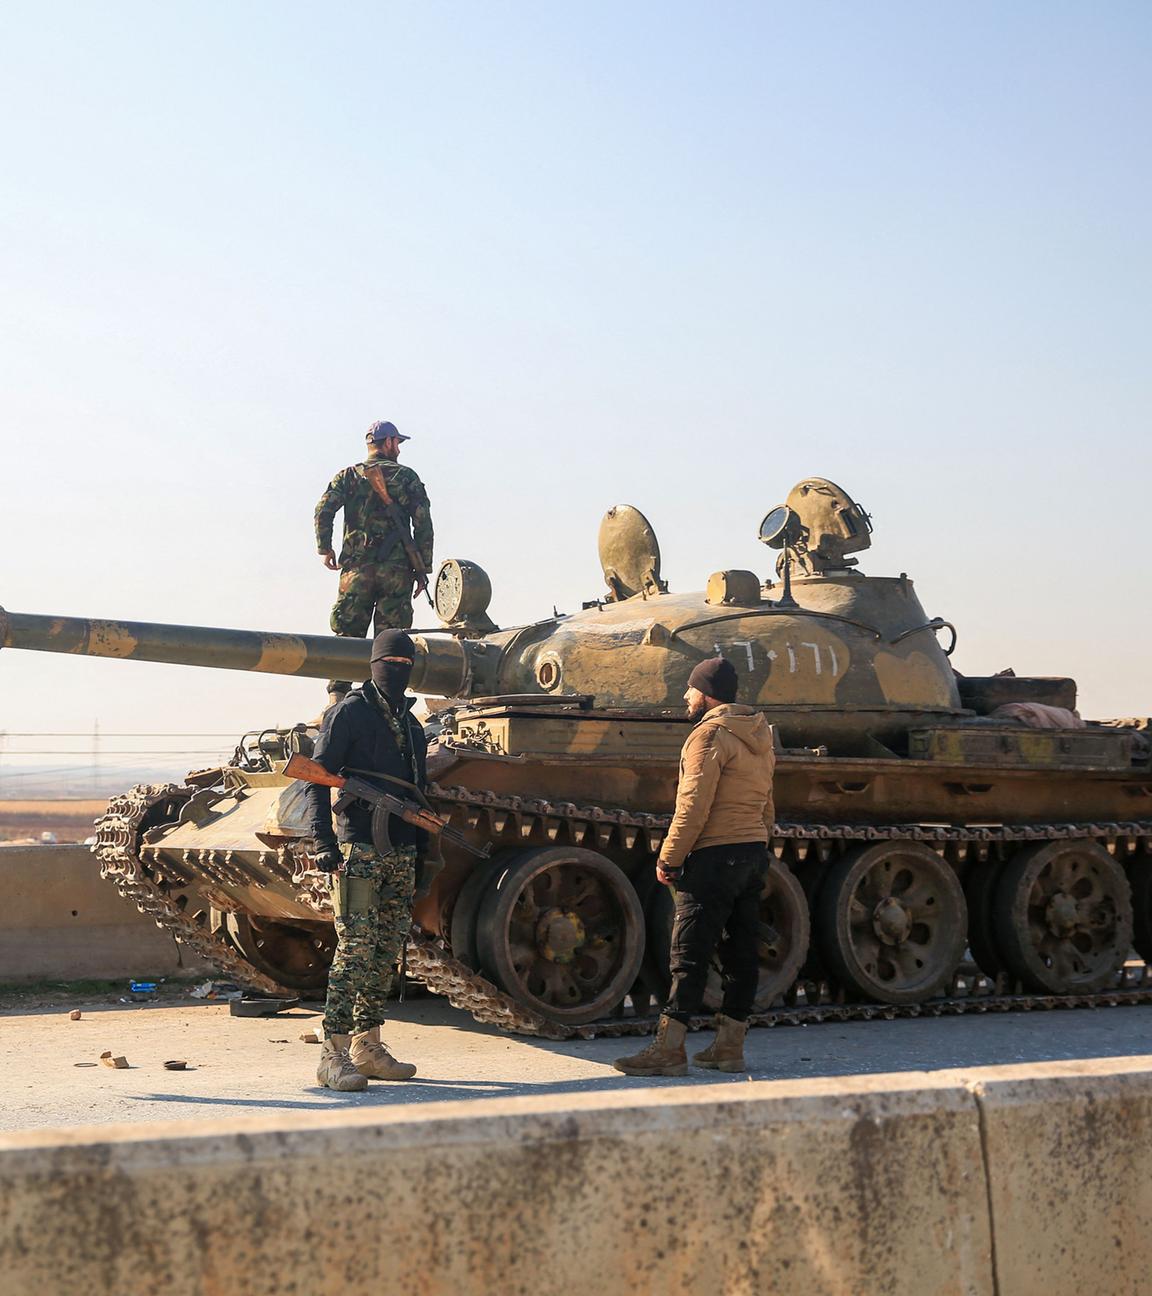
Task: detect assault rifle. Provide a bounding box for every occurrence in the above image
[284,754,490,859]
[362,463,435,607]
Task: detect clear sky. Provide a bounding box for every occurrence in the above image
[2,2,1150,776]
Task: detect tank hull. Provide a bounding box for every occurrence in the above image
[127,707,1152,943]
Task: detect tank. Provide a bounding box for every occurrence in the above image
[5,476,1152,1039]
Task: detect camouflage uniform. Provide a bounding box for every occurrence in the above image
[314,452,434,688]
[324,842,417,1037]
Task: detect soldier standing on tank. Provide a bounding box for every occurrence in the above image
[303,628,428,1091]
[614,657,776,1078]
[315,420,434,709]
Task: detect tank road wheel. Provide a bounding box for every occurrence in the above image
[815,842,967,1004]
[756,862,811,1007]
[642,861,810,1012]
[474,846,645,1026]
[223,914,336,992]
[447,854,514,970]
[992,841,1133,993]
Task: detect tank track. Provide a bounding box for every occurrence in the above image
[92,782,575,1032]
[92,784,288,997]
[91,779,1152,1039]
[399,921,1152,1041]
[421,783,1152,1038]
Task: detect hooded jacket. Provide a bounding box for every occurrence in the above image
[659,704,776,871]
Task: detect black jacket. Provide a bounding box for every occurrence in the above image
[304,682,429,851]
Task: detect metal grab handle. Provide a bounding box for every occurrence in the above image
[890,617,957,656]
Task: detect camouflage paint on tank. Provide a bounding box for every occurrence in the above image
[1,608,370,681]
[2,568,959,750]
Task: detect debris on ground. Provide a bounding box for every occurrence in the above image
[0,978,204,1012]
[188,980,244,1001]
[163,1060,188,1071]
[229,996,301,1018]
[68,1010,82,1021]
[99,1051,129,1069]
[299,1029,322,1044]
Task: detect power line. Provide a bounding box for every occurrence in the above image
[11,750,230,756]
[0,764,133,780]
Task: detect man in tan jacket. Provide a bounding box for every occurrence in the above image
[615,656,775,1077]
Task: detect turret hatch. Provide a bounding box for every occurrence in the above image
[598,505,667,601]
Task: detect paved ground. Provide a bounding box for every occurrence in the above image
[4,991,1152,1132]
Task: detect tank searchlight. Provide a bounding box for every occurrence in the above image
[759,478,873,580]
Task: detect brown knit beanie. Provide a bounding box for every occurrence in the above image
[687,656,738,703]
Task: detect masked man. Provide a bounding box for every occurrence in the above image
[304,629,428,1091]
[614,656,776,1078]
[315,420,434,709]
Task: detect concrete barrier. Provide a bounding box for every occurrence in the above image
[0,1072,992,1296]
[0,1056,1149,1295]
[970,1057,1152,1296]
[0,845,209,980]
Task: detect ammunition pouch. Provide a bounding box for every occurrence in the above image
[332,872,376,920]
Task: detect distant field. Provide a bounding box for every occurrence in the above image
[0,800,107,843]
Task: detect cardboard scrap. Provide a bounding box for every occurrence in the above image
[99,1051,129,1069]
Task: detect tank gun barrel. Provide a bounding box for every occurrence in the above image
[0,606,488,696]
[0,607,371,682]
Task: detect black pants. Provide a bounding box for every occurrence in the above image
[663,842,766,1024]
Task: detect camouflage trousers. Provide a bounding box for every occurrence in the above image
[323,842,416,1037]
[328,562,414,693]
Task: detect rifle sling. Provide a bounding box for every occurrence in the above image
[345,767,434,813]
[363,465,425,576]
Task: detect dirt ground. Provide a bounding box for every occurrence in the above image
[0,800,106,843]
[4,983,1152,1133]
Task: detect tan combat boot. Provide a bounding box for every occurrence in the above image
[350,1026,417,1081]
[692,1014,748,1073]
[316,1033,368,1092]
[612,1015,688,1077]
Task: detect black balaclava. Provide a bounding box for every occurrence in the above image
[370,629,416,707]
